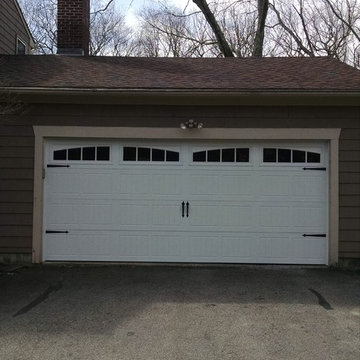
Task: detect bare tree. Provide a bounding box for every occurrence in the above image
[18,0,132,56]
[253,0,269,56]
[19,0,57,54]
[16,0,360,68]
[323,0,360,42]
[134,4,218,57]
[90,2,132,55]
[192,0,234,56]
[218,2,257,57]
[268,0,360,67]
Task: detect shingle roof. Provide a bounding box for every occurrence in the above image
[0,55,359,91]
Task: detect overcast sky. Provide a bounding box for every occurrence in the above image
[119,0,194,26]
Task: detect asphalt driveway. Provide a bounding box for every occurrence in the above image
[0,265,359,360]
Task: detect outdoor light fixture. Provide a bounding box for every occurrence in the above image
[180,119,203,130]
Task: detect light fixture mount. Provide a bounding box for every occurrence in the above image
[180,119,203,130]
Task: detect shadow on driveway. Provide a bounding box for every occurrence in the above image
[0,265,359,360]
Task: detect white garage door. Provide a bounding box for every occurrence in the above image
[44,140,328,264]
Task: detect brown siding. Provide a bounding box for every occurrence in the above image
[1,104,359,259]
[0,0,31,54]
[0,123,33,254]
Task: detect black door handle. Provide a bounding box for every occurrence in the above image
[181,201,185,217]
[186,202,189,217]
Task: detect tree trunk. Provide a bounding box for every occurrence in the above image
[253,0,269,57]
[192,0,234,57]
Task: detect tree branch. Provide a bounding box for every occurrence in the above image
[90,0,115,15]
[293,1,315,56]
[269,3,314,56]
[323,0,360,42]
[253,0,269,57]
[192,0,234,56]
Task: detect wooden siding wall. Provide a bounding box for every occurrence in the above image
[0,104,359,258]
[0,123,34,254]
[0,0,31,54]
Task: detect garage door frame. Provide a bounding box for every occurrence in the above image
[32,126,341,264]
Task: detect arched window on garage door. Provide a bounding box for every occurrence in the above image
[263,148,321,164]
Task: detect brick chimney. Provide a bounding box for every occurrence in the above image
[57,0,90,56]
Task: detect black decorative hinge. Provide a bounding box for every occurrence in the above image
[46,230,69,234]
[302,234,326,237]
[47,164,70,168]
[302,167,326,171]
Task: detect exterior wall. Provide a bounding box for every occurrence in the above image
[0,124,34,254]
[0,0,32,54]
[0,104,359,259]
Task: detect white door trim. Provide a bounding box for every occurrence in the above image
[32,126,341,264]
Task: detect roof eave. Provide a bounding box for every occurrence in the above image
[1,87,360,106]
[14,0,35,49]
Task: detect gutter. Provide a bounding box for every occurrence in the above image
[1,87,359,106]
[1,86,360,94]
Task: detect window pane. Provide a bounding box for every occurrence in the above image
[222,148,235,162]
[166,150,179,162]
[97,146,110,161]
[278,149,291,163]
[138,147,150,161]
[17,40,26,55]
[263,148,276,162]
[123,147,136,161]
[208,149,220,162]
[293,150,306,163]
[53,149,67,160]
[193,151,206,162]
[236,148,249,162]
[68,148,81,160]
[307,152,320,163]
[82,147,95,160]
[152,148,165,161]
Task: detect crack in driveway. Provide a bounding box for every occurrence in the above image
[13,281,63,317]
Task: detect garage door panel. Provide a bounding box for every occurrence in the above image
[258,235,326,262]
[82,173,114,195]
[149,234,183,257]
[259,206,291,228]
[44,233,111,260]
[47,172,81,194]
[259,175,290,196]
[188,205,219,226]
[117,174,153,194]
[292,175,327,197]
[186,235,220,258]
[46,204,80,225]
[220,175,253,195]
[189,175,219,195]
[189,203,254,227]
[115,203,151,225]
[151,203,183,225]
[114,234,150,257]
[291,205,326,229]
[188,173,254,197]
[44,141,328,264]
[150,174,182,195]
[115,201,182,227]
[220,235,256,258]
[221,205,254,226]
[47,203,114,227]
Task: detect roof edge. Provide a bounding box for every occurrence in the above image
[1,87,359,106]
[1,86,360,94]
[14,0,35,49]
